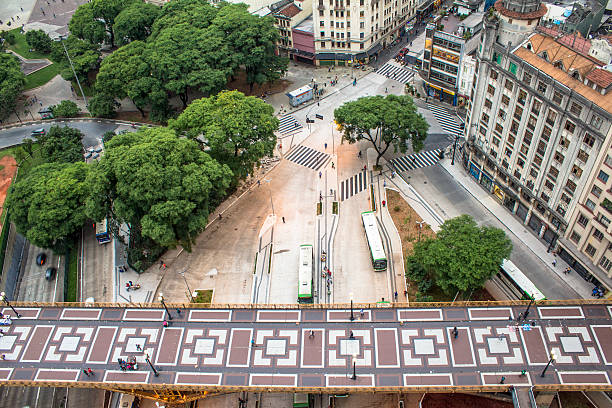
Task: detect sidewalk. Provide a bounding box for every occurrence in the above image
[439,157,593,299]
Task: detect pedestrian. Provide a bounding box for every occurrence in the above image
[552,259,556,267]
[53,14,55,18]
[403,290,408,297]
[564,267,570,274]
[360,308,364,317]
[159,260,164,268]
[1,355,5,360]
[87,368,93,376]
[324,143,328,150]
[349,331,354,339]
[383,180,386,187]
[452,327,458,338]
[358,151,362,158]
[163,320,168,327]
[363,165,367,171]
[331,162,335,169]
[282,216,285,223]
[162,263,167,269]
[382,200,386,207]
[20,7,23,11]
[319,171,322,179]
[257,180,261,187]
[309,330,315,338]
[251,339,256,347]
[385,87,388,93]
[83,369,89,377]
[136,344,141,351]
[176,308,181,315]
[394,291,398,301]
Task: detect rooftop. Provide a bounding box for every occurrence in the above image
[586,68,612,89]
[294,16,314,33]
[459,12,484,29]
[277,3,302,17]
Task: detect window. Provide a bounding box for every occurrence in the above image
[552,91,563,104]
[320,21,325,26]
[360,43,364,49]
[598,170,609,183]
[321,41,326,47]
[566,179,576,193]
[593,229,604,241]
[522,131,532,145]
[505,79,513,91]
[578,213,589,227]
[571,165,582,178]
[592,185,603,198]
[509,62,517,75]
[492,136,500,146]
[484,99,492,109]
[564,120,575,134]
[583,133,595,148]
[605,155,612,168]
[531,100,541,115]
[481,112,490,124]
[577,149,589,163]
[544,179,554,190]
[599,256,612,272]
[570,231,582,243]
[360,32,364,38]
[518,90,527,105]
[590,115,603,130]
[495,123,503,134]
[504,148,512,158]
[513,107,523,121]
[517,157,525,168]
[537,81,547,93]
[530,168,538,178]
[487,84,495,95]
[585,244,596,257]
[570,102,582,117]
[599,214,611,228]
[546,110,557,126]
[541,192,550,203]
[510,121,519,135]
[493,52,502,65]
[319,9,324,16]
[501,95,510,106]
[541,126,552,142]
[498,109,506,121]
[548,166,559,180]
[321,30,325,37]
[527,115,537,131]
[559,137,570,148]
[554,152,564,164]
[537,141,546,156]
[523,71,532,84]
[490,70,498,80]
[586,199,596,211]
[360,0,364,5]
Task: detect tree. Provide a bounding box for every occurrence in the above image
[6,162,90,252]
[0,30,16,46]
[86,127,232,252]
[88,93,120,118]
[0,53,25,122]
[95,41,165,117]
[412,215,512,295]
[334,95,429,166]
[25,30,52,53]
[35,125,84,163]
[50,100,80,118]
[170,90,278,179]
[51,36,100,84]
[68,3,106,45]
[114,1,160,46]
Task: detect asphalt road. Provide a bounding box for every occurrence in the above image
[0,121,119,150]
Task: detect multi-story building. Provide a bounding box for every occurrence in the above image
[463,0,612,290]
[272,0,314,58]
[292,16,317,63]
[422,12,483,105]
[312,0,418,65]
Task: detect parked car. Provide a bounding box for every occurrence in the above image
[45,267,56,281]
[31,128,46,136]
[36,253,46,266]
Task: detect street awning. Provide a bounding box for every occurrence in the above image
[317,53,336,59]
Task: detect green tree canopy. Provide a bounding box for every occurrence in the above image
[6,162,90,253]
[88,93,120,118]
[86,127,232,250]
[25,29,52,53]
[114,1,160,46]
[170,90,278,179]
[50,100,80,118]
[334,95,429,166]
[0,53,26,122]
[412,215,512,295]
[35,125,84,163]
[68,2,107,45]
[51,36,101,84]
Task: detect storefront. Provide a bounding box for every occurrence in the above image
[528,214,543,235]
[480,170,493,192]
[492,184,505,202]
[469,161,481,181]
[516,202,529,223]
[425,82,458,105]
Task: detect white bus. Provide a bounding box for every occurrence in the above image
[497,259,546,300]
[361,211,387,272]
[95,219,111,244]
[298,244,314,303]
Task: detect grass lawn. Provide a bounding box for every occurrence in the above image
[192,289,213,304]
[65,247,78,302]
[71,80,95,97]
[0,144,45,182]
[25,63,61,90]
[6,28,51,60]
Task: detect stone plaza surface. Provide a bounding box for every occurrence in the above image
[0,303,610,392]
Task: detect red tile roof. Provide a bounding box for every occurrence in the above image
[586,68,612,89]
[278,3,301,18]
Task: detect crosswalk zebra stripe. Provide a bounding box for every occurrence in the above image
[285,145,329,171]
[340,170,368,201]
[374,62,415,84]
[278,115,303,135]
[390,149,442,172]
[427,103,463,137]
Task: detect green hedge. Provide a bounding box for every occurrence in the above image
[64,247,78,302]
[0,211,11,277]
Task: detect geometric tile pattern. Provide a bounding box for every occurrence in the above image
[0,304,611,391]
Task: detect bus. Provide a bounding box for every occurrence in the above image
[298,244,314,303]
[95,219,111,244]
[497,259,546,300]
[361,211,387,272]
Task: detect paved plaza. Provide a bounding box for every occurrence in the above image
[0,302,610,392]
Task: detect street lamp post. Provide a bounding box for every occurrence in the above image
[416,221,426,242]
[524,297,535,320]
[177,270,194,302]
[145,353,159,377]
[58,36,89,114]
[351,354,357,380]
[350,292,354,321]
[451,134,459,165]
[540,353,556,377]
[158,293,172,320]
[0,292,21,318]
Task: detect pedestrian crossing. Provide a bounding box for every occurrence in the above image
[374,63,415,84]
[278,115,303,136]
[340,170,368,201]
[390,149,442,172]
[427,103,464,137]
[285,145,329,171]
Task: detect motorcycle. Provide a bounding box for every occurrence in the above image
[126,283,141,291]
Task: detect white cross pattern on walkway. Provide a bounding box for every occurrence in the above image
[390,149,442,172]
[278,115,303,136]
[427,103,463,137]
[374,63,415,84]
[284,145,330,171]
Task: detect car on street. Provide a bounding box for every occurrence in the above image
[36,253,46,266]
[45,267,56,281]
[31,128,46,136]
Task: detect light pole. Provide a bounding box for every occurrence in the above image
[351,353,357,380]
[58,35,89,114]
[416,221,426,242]
[540,352,556,377]
[451,134,459,165]
[350,292,354,321]
[0,292,20,318]
[524,297,535,320]
[177,270,194,302]
[145,353,159,377]
[158,293,172,320]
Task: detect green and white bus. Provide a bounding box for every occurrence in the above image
[361,211,387,272]
[298,244,314,303]
[498,259,546,301]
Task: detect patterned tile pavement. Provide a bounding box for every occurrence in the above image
[0,303,611,391]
